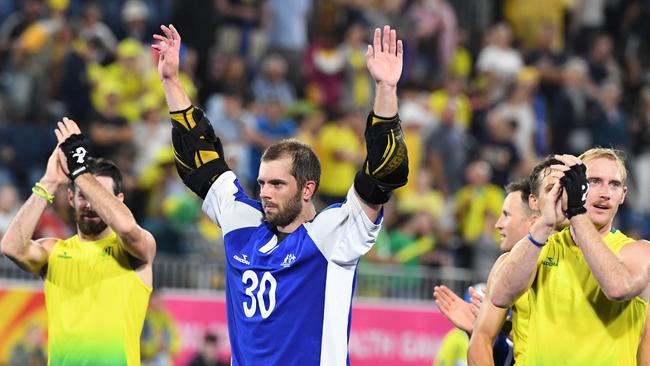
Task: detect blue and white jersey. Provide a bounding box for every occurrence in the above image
[203,171,382,366]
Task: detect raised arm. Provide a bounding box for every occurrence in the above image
[573,216,650,300]
[353,25,408,222]
[555,154,650,301]
[152,24,191,111]
[0,148,68,274]
[152,24,230,199]
[490,175,564,308]
[55,118,156,264]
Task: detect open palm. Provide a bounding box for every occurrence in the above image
[433,285,475,333]
[366,26,403,87]
[152,24,181,81]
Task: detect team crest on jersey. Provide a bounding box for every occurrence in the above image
[281,253,296,268]
[101,246,114,258]
[233,254,251,265]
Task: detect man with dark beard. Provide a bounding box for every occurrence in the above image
[153,24,409,365]
[1,117,156,366]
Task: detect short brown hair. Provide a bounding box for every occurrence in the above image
[261,139,321,191]
[505,178,534,216]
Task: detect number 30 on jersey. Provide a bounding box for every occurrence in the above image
[242,270,277,319]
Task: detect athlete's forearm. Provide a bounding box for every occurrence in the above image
[372,82,397,118]
[162,77,192,112]
[571,215,639,300]
[468,333,496,366]
[490,222,551,308]
[0,181,54,271]
[74,174,152,261]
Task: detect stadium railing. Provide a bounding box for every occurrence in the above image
[0,255,484,301]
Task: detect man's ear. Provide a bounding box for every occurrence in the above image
[117,192,125,203]
[302,181,317,201]
[528,193,539,211]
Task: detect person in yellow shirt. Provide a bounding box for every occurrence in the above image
[0,118,156,366]
[490,148,650,365]
[454,161,504,268]
[316,108,365,206]
[141,291,181,366]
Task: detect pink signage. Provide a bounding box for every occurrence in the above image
[163,292,454,366]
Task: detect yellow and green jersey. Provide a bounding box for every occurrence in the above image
[525,228,647,366]
[45,232,151,366]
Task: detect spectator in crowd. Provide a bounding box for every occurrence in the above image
[454,161,504,269]
[426,100,472,197]
[251,54,296,107]
[405,0,458,86]
[8,324,47,366]
[551,57,599,155]
[0,183,21,238]
[141,291,181,366]
[187,332,229,366]
[215,0,267,66]
[476,23,523,101]
[264,0,312,92]
[316,108,365,206]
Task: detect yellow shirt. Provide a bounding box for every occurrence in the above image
[45,232,151,365]
[454,185,504,243]
[429,90,472,130]
[525,228,647,366]
[317,123,362,197]
[434,328,469,366]
[511,289,530,364]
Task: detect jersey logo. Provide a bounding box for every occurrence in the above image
[281,253,296,268]
[233,254,250,265]
[542,256,559,267]
[57,251,72,259]
[102,246,114,258]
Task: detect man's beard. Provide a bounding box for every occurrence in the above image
[264,190,303,228]
[76,211,108,236]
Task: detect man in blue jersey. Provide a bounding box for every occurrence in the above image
[153,24,408,365]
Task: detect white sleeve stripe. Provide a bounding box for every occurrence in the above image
[320,262,355,365]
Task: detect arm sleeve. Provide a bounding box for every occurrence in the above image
[202,171,264,235]
[305,187,383,266]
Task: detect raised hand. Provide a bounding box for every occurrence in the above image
[54,117,90,180]
[41,146,70,189]
[538,165,567,227]
[554,154,588,218]
[152,24,181,81]
[366,25,403,87]
[433,285,476,333]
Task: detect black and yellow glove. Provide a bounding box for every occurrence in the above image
[170,106,230,199]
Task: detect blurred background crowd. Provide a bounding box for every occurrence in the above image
[1,0,650,280]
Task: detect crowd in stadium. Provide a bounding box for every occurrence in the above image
[0,0,649,275]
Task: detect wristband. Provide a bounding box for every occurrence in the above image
[32,182,54,204]
[527,232,546,248]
